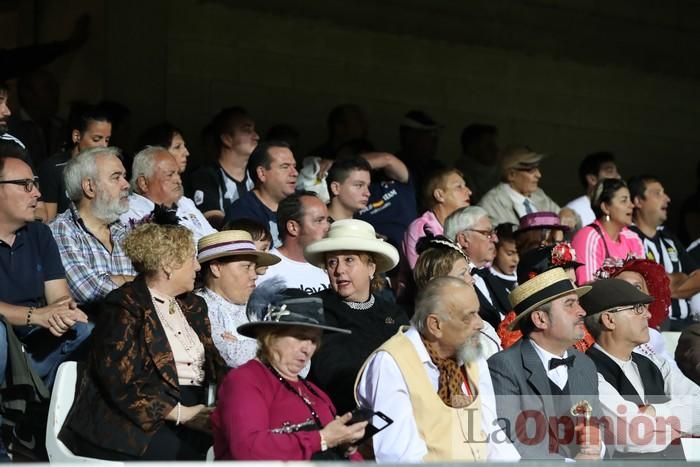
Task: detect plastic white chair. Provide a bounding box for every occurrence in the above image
[45,361,123,465]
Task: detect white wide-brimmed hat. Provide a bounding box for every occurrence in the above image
[303,219,399,273]
[197,230,280,267]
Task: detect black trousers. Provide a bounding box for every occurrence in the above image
[70,386,211,461]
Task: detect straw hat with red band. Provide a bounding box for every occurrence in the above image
[508,267,591,331]
[197,230,280,267]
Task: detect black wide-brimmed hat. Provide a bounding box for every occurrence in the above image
[237,278,351,338]
[516,243,584,285]
[579,278,653,316]
[508,267,591,331]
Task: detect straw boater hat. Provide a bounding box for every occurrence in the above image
[304,219,400,273]
[197,230,280,267]
[508,267,591,331]
[237,278,351,338]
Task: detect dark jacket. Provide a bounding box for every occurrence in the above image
[59,275,227,457]
[308,289,409,414]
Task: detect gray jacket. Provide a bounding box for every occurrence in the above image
[487,338,601,459]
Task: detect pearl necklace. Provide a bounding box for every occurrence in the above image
[343,294,375,310]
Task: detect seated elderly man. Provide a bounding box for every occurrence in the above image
[356,277,519,462]
[50,147,136,309]
[487,268,602,460]
[120,146,215,242]
[582,278,700,459]
[479,145,578,230]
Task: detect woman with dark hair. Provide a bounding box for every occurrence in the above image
[38,103,112,220]
[571,178,643,284]
[303,219,409,414]
[138,122,190,174]
[196,230,280,368]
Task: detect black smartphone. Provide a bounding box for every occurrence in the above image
[348,408,393,444]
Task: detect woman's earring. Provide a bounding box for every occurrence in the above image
[605,214,610,222]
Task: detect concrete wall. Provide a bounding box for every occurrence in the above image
[4,0,700,219]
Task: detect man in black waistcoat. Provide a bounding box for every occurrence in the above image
[582,278,700,459]
[488,267,603,459]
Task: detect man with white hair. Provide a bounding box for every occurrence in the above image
[444,206,511,331]
[50,147,136,307]
[355,277,519,461]
[120,146,215,242]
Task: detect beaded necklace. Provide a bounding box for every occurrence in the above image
[264,361,328,427]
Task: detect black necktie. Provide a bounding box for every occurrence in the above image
[549,355,575,370]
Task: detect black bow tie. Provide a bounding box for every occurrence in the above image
[549,355,575,370]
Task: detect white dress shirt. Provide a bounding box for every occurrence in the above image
[504,183,536,219]
[530,339,571,390]
[120,193,216,243]
[594,343,700,454]
[356,327,520,462]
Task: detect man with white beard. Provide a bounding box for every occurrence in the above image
[355,277,520,462]
[50,147,136,309]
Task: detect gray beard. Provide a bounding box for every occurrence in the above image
[457,335,483,364]
[92,191,128,224]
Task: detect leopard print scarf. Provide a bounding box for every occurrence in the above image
[421,335,472,408]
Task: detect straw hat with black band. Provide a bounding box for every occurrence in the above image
[304,219,399,273]
[198,230,280,266]
[508,267,591,331]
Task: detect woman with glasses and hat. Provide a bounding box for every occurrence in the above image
[211,278,367,460]
[196,230,280,368]
[59,223,227,461]
[303,219,410,414]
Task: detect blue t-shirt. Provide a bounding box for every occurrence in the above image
[0,221,66,307]
[225,190,280,247]
[356,178,417,251]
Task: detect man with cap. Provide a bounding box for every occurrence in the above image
[479,145,578,230]
[582,278,700,458]
[487,267,602,459]
[355,277,520,462]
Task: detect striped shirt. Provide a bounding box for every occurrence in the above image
[49,204,136,305]
[571,220,644,284]
[630,225,699,320]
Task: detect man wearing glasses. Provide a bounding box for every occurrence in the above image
[582,278,700,458]
[444,206,511,331]
[0,142,92,458]
[478,145,579,230]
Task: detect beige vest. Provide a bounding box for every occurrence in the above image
[355,328,487,461]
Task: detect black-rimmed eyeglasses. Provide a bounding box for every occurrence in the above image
[465,228,498,240]
[0,177,40,192]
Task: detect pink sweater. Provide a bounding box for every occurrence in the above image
[211,359,362,461]
[571,220,644,284]
[402,210,443,269]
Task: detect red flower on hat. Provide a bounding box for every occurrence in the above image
[551,242,576,266]
[497,311,523,349]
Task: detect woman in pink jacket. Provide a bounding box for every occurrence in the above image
[571,178,644,284]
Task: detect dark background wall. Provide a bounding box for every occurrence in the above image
[3,0,699,225]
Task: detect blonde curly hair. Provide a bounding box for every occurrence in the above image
[123,223,194,276]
